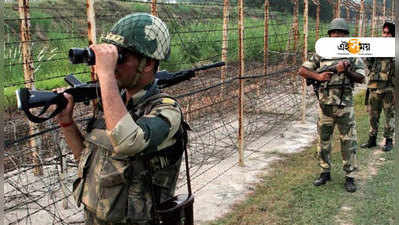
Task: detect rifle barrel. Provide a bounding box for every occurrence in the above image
[192,62,225,72]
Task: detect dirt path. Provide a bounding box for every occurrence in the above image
[184,103,318,224]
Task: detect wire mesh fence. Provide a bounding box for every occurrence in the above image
[3,0,394,224]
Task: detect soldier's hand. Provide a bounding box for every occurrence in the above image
[52,87,75,124]
[318,71,332,81]
[336,60,351,73]
[90,44,118,81]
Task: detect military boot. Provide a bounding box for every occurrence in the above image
[360,135,377,148]
[313,172,331,186]
[344,177,356,192]
[383,138,393,152]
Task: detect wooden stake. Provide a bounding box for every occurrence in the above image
[292,0,299,66]
[221,0,229,85]
[238,0,245,167]
[18,0,43,176]
[316,3,320,40]
[359,0,365,36]
[372,0,376,37]
[87,0,98,112]
[392,0,395,20]
[264,0,269,76]
[336,0,341,18]
[383,0,386,21]
[303,0,309,123]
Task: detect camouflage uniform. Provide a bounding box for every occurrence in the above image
[73,84,186,225]
[72,13,187,225]
[302,54,366,177]
[365,57,395,139]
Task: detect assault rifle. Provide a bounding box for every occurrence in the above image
[305,63,338,99]
[16,62,225,123]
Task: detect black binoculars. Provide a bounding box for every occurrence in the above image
[68,48,123,65]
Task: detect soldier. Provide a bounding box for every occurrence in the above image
[298,18,366,193]
[360,20,395,152]
[56,13,188,225]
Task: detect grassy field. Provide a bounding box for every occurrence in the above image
[207,91,396,225]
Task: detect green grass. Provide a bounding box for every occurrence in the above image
[207,91,395,225]
[352,155,394,225]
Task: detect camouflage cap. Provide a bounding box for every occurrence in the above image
[328,18,349,35]
[102,13,170,61]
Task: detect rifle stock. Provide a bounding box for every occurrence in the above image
[17,62,225,123]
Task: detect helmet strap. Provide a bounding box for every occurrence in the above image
[127,57,147,89]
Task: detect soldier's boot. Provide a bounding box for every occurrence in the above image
[360,135,377,148]
[344,177,356,193]
[383,138,393,152]
[313,172,331,186]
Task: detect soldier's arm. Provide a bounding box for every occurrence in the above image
[298,53,332,81]
[106,98,182,157]
[60,123,85,161]
[55,91,85,161]
[298,67,332,81]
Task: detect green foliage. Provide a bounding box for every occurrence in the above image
[244,0,334,22]
[4,0,329,108]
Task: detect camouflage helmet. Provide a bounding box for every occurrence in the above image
[328,18,350,35]
[102,13,170,61]
[383,20,395,36]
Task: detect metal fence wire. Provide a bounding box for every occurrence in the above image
[3,0,393,224]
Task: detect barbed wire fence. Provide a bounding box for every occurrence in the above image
[3,0,394,224]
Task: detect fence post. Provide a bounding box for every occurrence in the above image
[383,0,386,21]
[87,0,98,112]
[359,0,364,36]
[355,13,359,37]
[238,0,244,167]
[346,6,350,22]
[336,0,341,18]
[364,7,368,36]
[292,0,299,66]
[392,0,394,20]
[221,0,229,87]
[151,0,158,16]
[371,0,376,37]
[18,0,43,176]
[302,0,308,123]
[285,0,298,65]
[264,0,269,76]
[315,1,320,40]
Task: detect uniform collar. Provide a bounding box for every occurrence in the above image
[123,81,160,109]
